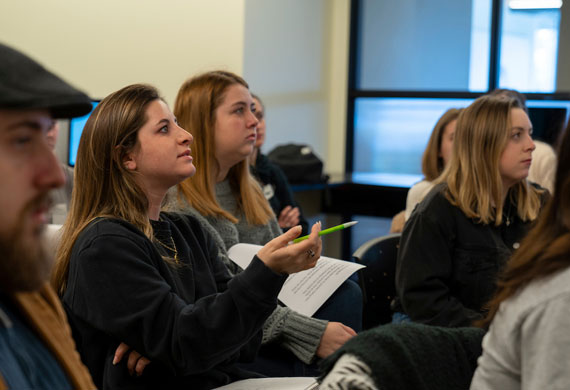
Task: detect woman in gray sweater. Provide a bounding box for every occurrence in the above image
[168,71,361,376]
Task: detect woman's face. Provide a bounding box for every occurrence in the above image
[439,119,456,168]
[213,84,258,169]
[499,108,535,189]
[125,99,194,193]
[253,97,266,149]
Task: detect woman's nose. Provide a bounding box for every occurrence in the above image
[178,126,192,144]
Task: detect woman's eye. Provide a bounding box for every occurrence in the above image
[159,125,168,133]
[235,107,244,114]
[512,132,521,140]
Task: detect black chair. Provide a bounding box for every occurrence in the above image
[352,233,401,330]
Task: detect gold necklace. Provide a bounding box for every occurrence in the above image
[156,236,179,262]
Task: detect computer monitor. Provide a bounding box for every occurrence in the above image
[352,97,474,187]
[526,99,570,147]
[352,96,570,188]
[68,101,98,166]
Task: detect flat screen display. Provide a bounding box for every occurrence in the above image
[68,101,98,166]
[352,96,570,188]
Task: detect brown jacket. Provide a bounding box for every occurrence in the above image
[0,283,95,390]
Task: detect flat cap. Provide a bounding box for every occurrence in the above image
[0,43,92,118]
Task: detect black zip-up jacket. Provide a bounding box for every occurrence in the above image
[395,183,546,327]
[63,212,286,390]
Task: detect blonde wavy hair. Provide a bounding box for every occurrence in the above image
[436,95,543,225]
[173,71,274,225]
[52,84,162,295]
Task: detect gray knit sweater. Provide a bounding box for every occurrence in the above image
[166,180,327,364]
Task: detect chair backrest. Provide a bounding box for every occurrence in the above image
[352,233,401,329]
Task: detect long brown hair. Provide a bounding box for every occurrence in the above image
[437,95,543,225]
[422,108,462,181]
[173,71,274,224]
[52,84,161,295]
[480,122,570,327]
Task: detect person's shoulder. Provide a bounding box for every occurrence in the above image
[407,180,434,203]
[498,267,570,325]
[161,211,213,243]
[76,217,147,249]
[414,182,450,212]
[162,210,200,228]
[406,182,461,229]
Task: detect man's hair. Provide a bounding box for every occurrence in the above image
[173,71,274,225]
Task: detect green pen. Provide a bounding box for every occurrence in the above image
[292,221,359,243]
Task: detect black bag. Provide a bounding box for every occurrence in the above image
[267,144,328,184]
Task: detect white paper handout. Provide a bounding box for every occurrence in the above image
[212,377,318,390]
[227,243,365,317]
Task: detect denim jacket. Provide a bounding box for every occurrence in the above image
[395,183,546,327]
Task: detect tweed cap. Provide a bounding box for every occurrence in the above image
[0,43,92,118]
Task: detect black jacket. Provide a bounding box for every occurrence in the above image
[63,212,286,390]
[395,183,545,327]
[252,152,309,235]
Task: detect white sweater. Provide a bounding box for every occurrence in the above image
[471,265,570,390]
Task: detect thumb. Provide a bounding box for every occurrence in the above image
[341,324,357,336]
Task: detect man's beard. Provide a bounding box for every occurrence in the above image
[0,194,53,293]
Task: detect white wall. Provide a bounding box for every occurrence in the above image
[0,0,246,106]
[243,0,350,175]
[0,0,350,174]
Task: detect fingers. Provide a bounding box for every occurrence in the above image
[278,206,301,228]
[280,225,303,246]
[257,221,322,274]
[127,349,142,376]
[112,342,151,377]
[113,342,130,365]
[135,356,151,376]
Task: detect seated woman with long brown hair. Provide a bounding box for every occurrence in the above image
[51,84,322,390]
[394,95,547,327]
[168,71,361,377]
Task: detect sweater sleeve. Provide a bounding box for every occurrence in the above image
[518,293,570,390]
[65,226,286,377]
[262,306,328,364]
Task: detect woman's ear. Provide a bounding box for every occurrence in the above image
[123,153,137,171]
